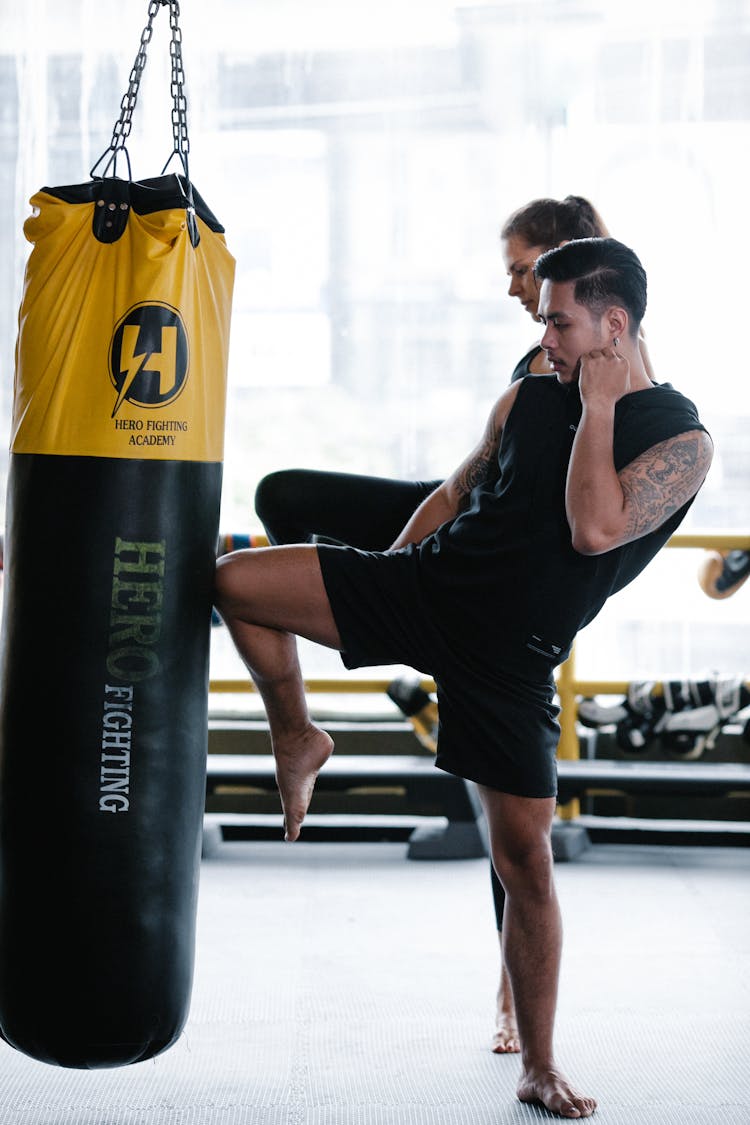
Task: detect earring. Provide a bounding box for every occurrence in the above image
[613,337,620,347]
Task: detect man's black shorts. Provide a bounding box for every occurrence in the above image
[317,544,560,799]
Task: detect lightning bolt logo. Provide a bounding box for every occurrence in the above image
[109,303,188,417]
[112,326,148,417]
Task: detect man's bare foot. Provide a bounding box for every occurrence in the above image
[273,722,334,842]
[517,1066,597,1118]
[492,962,520,1054]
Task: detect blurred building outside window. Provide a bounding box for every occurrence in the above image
[1,0,749,686]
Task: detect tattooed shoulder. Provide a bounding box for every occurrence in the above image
[619,429,713,541]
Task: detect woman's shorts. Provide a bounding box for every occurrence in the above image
[317,544,560,799]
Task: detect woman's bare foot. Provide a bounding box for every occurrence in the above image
[272,722,334,841]
[492,1017,520,1054]
[517,1066,597,1118]
[492,961,520,1053]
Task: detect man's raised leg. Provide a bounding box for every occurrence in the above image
[214,545,342,841]
[477,787,597,1119]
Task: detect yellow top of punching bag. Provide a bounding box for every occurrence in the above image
[11,177,235,462]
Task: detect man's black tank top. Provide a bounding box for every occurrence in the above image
[414,375,707,681]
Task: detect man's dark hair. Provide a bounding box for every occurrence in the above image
[534,237,647,338]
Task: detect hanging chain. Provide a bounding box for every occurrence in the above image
[111,0,162,156]
[90,0,190,181]
[167,1,190,166]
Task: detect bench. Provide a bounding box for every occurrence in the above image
[204,750,750,860]
[556,758,750,803]
[204,753,488,859]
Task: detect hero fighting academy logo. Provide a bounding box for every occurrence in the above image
[109,301,189,417]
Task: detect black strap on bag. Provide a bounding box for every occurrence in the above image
[89,0,199,246]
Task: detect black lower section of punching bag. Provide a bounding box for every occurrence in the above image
[0,454,221,1068]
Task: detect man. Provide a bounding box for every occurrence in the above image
[215,238,712,1119]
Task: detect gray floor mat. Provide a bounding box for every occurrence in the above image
[0,841,747,1124]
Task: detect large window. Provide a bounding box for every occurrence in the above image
[2,0,749,682]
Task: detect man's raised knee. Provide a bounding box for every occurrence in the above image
[214,552,249,618]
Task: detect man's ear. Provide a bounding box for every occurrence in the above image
[606,307,628,341]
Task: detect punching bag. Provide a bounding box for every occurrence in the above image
[0,0,234,1068]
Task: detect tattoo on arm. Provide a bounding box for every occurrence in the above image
[619,430,713,542]
[453,413,501,508]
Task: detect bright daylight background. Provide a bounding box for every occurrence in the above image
[1,0,748,687]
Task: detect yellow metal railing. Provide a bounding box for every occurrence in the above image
[554,532,750,756]
[554,532,750,816]
[210,531,750,816]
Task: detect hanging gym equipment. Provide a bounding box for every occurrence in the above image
[0,0,234,1068]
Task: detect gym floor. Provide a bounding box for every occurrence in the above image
[0,837,747,1124]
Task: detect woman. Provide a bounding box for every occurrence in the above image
[248,194,648,1054]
